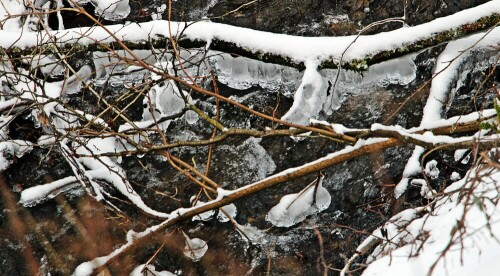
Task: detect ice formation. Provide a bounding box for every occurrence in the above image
[93,50,158,86]
[213,53,300,93]
[130,264,175,276]
[182,232,208,262]
[91,0,130,21]
[118,61,199,137]
[266,174,331,227]
[360,54,417,87]
[191,196,237,222]
[281,62,326,125]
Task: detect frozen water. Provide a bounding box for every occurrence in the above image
[93,0,130,21]
[266,175,331,227]
[93,50,158,86]
[184,110,199,125]
[235,223,267,245]
[182,232,208,262]
[217,203,237,222]
[362,54,417,87]
[212,53,300,93]
[30,54,65,77]
[130,264,175,276]
[191,197,215,221]
[281,62,326,125]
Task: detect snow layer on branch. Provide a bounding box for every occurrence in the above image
[3,1,500,65]
[0,140,33,171]
[266,174,330,227]
[395,25,500,197]
[74,137,170,219]
[363,160,500,276]
[73,138,387,275]
[0,0,25,31]
[422,27,500,123]
[19,176,79,207]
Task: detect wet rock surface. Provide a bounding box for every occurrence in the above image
[189,0,489,36]
[1,1,499,275]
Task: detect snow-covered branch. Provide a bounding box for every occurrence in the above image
[1,1,500,70]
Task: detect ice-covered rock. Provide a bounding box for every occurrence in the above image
[216,137,276,186]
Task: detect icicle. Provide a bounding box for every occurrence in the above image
[281,60,327,125]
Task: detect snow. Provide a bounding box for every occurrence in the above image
[1,1,499,274]
[362,161,500,276]
[0,140,33,171]
[30,54,66,77]
[266,174,331,227]
[19,176,79,207]
[74,138,171,219]
[424,160,439,179]
[394,23,500,198]
[421,28,500,123]
[2,0,498,127]
[394,146,425,198]
[281,61,326,125]
[0,0,25,31]
[1,1,499,66]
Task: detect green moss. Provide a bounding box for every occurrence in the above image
[10,46,22,53]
